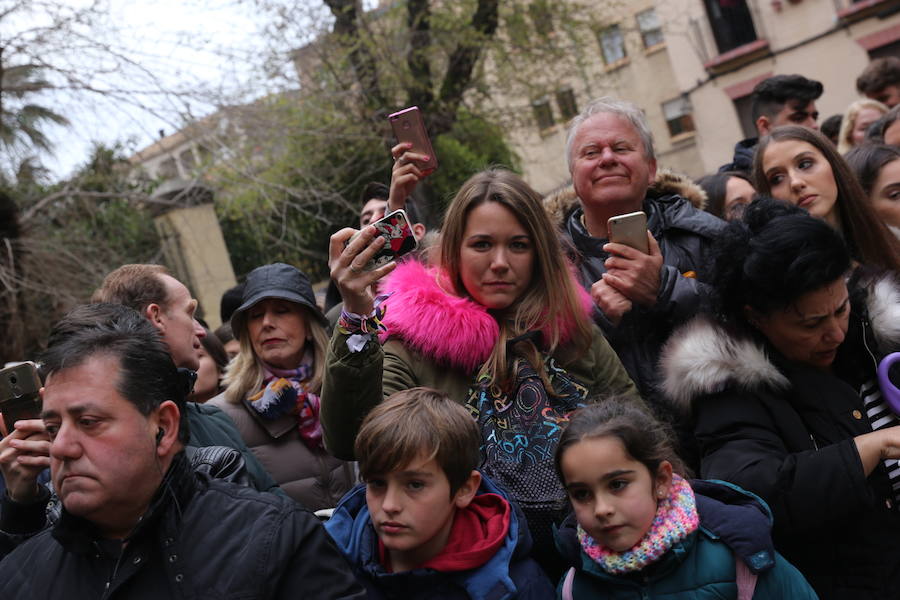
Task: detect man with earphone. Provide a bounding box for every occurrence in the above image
[0,306,365,599]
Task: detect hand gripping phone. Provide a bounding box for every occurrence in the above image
[608,211,649,254]
[350,209,418,271]
[388,106,438,173]
[0,362,42,433]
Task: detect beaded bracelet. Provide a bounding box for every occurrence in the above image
[337,294,389,353]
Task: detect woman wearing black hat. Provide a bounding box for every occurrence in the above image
[209,263,355,510]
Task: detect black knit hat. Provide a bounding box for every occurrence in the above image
[233,263,326,327]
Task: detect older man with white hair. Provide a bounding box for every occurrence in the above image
[547,97,725,437]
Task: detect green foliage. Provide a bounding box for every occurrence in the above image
[428,109,520,215]
[211,100,519,278]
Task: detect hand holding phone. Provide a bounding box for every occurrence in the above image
[0,362,42,434]
[346,209,418,271]
[607,211,649,254]
[0,362,49,503]
[388,107,438,172]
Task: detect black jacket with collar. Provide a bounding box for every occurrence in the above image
[544,171,726,427]
[0,452,365,600]
[660,274,900,600]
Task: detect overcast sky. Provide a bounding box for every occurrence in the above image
[16,0,290,179]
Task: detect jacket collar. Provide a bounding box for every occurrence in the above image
[325,475,525,600]
[542,168,709,229]
[52,451,196,555]
[661,274,900,408]
[379,260,593,373]
[555,479,776,580]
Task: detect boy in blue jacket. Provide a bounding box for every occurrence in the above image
[325,387,554,599]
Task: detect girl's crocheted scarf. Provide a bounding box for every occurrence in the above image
[577,474,698,574]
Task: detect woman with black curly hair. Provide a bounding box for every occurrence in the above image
[660,197,900,599]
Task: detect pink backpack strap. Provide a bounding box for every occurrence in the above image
[561,567,576,600]
[735,557,758,600]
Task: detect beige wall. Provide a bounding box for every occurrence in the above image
[492,0,701,193]
[154,204,237,329]
[661,0,900,175]
[497,0,900,188]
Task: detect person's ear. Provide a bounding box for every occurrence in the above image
[146,303,165,333]
[654,460,673,501]
[756,115,771,136]
[452,470,482,509]
[412,222,426,240]
[153,400,181,456]
[647,156,658,185]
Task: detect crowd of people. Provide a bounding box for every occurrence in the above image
[1,57,900,599]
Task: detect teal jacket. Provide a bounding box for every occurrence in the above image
[555,480,818,599]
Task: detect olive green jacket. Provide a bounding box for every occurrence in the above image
[321,326,639,460]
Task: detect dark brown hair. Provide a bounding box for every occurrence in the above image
[844,143,900,197]
[857,57,900,95]
[752,126,900,271]
[92,264,171,313]
[555,397,686,483]
[355,387,480,497]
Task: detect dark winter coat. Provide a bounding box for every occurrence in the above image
[0,452,366,600]
[554,480,818,599]
[544,172,726,427]
[661,275,900,599]
[325,474,555,600]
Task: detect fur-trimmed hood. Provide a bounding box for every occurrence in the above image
[542,168,708,226]
[378,260,594,373]
[661,275,900,409]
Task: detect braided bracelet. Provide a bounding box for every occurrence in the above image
[337,294,389,353]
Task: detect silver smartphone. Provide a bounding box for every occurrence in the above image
[608,211,649,254]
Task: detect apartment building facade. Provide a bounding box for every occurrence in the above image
[499,0,900,193]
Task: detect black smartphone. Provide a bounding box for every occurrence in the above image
[349,209,418,271]
[0,362,42,433]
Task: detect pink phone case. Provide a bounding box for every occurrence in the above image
[388,106,438,172]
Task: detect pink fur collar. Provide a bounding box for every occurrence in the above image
[379,260,594,373]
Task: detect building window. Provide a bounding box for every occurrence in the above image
[158,157,178,180]
[528,1,553,36]
[598,25,627,65]
[662,97,696,137]
[636,9,664,49]
[532,98,554,130]
[556,88,578,121]
[703,0,757,55]
[180,149,196,171]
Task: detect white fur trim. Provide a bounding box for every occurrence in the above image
[868,276,900,351]
[660,318,789,409]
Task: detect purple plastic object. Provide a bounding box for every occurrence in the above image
[878,352,900,416]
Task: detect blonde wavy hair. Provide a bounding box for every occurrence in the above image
[223,304,329,404]
[837,99,888,154]
[439,167,593,393]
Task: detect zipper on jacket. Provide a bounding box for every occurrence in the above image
[860,317,879,373]
[809,433,819,451]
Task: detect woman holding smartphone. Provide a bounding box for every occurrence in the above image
[323,158,639,573]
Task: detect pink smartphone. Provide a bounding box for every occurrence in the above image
[388,106,438,172]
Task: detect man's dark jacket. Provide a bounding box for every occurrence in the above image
[544,171,726,431]
[0,453,366,599]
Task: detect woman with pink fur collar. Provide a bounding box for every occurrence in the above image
[322,166,639,573]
